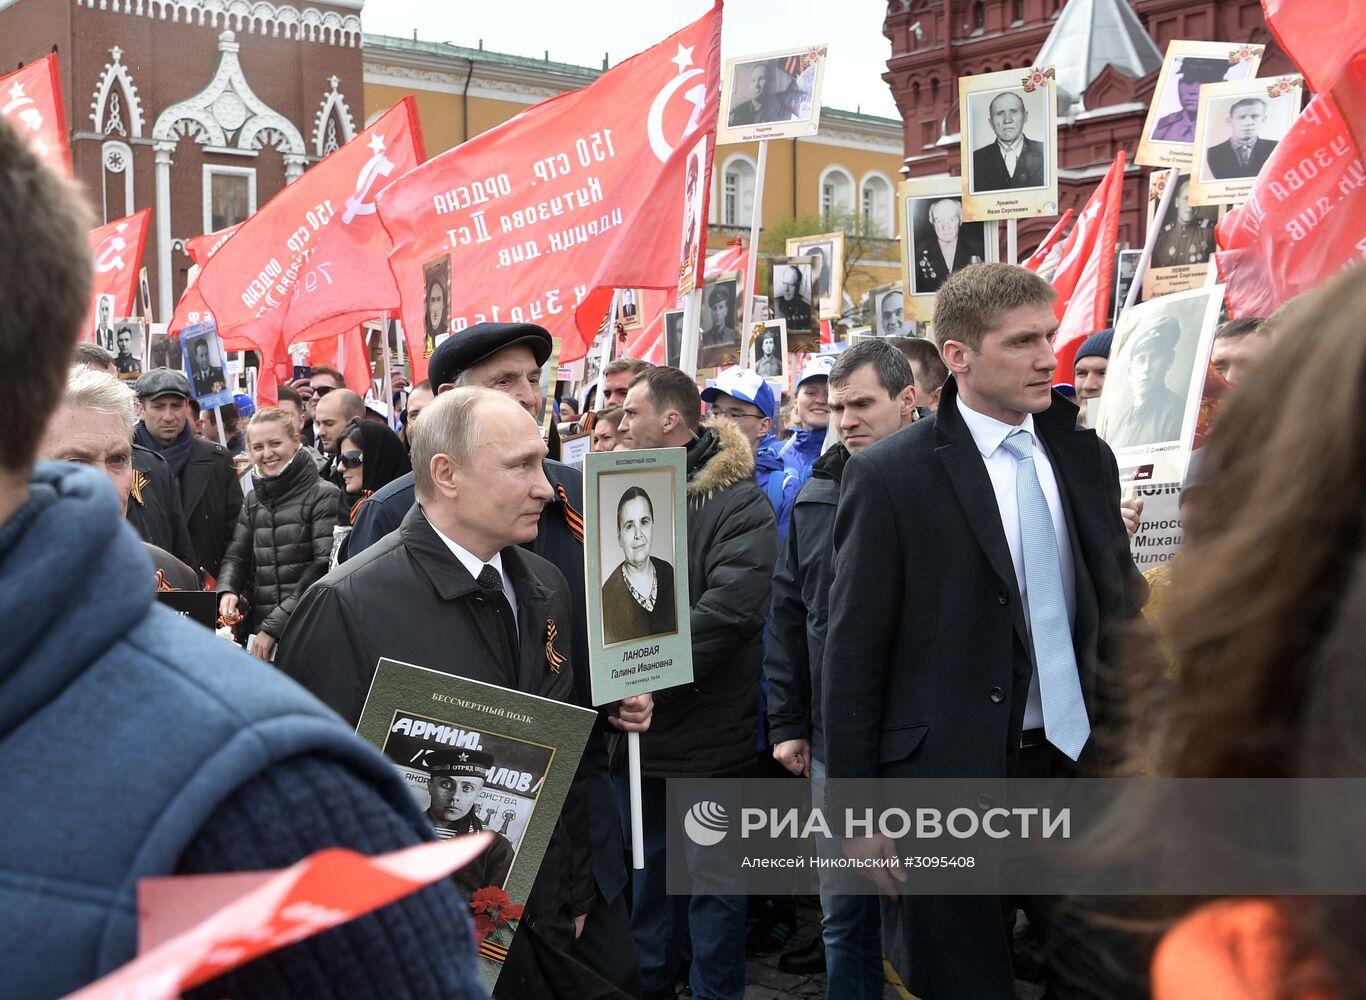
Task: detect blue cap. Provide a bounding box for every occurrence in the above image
[233,393,256,418]
[700,366,777,422]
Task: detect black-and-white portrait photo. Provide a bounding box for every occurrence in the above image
[1200,93,1292,181]
[726,56,812,127]
[423,254,451,358]
[148,330,176,370]
[598,472,678,646]
[700,276,739,369]
[619,288,642,330]
[183,329,227,399]
[679,138,708,293]
[113,318,144,377]
[750,320,786,378]
[769,257,814,336]
[1151,56,1238,145]
[663,309,684,370]
[967,87,1050,193]
[907,197,988,295]
[750,296,772,323]
[873,283,908,338]
[93,294,116,353]
[1151,175,1219,268]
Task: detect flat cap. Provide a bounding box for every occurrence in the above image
[429,323,553,389]
[425,748,494,779]
[1130,315,1182,355]
[134,367,192,400]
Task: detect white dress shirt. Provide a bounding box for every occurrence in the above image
[997,136,1024,177]
[957,396,1075,730]
[429,525,519,625]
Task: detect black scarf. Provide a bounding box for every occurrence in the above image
[134,422,193,481]
[337,420,412,527]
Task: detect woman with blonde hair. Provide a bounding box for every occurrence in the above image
[216,406,339,660]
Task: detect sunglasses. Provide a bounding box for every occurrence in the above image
[312,385,336,398]
[338,452,364,470]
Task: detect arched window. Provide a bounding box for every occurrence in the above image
[860,172,894,235]
[819,166,855,219]
[721,155,756,226]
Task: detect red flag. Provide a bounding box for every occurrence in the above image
[168,224,242,340]
[1261,0,1366,93]
[0,54,71,178]
[307,326,372,395]
[621,244,750,363]
[197,100,425,382]
[1021,209,1075,273]
[376,3,722,375]
[85,209,152,345]
[1049,152,1125,382]
[280,98,425,346]
[1215,92,1366,318]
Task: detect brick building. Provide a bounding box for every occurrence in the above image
[882,0,1296,251]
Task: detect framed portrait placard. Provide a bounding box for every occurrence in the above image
[785,231,845,319]
[663,308,685,370]
[1093,285,1224,487]
[1110,248,1143,327]
[1136,40,1264,170]
[179,320,233,408]
[1143,172,1224,299]
[959,66,1059,221]
[699,272,743,370]
[112,316,147,381]
[1189,76,1303,207]
[748,318,788,380]
[584,447,693,707]
[868,282,909,338]
[767,255,817,351]
[718,45,828,145]
[899,176,1000,322]
[356,659,596,992]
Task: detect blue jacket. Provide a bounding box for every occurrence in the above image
[754,432,798,543]
[777,428,826,493]
[0,464,457,997]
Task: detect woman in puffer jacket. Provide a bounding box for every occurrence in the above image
[217,407,340,661]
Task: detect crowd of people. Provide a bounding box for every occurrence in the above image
[2,98,1362,1000]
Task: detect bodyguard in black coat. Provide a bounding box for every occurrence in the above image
[128,444,199,581]
[822,266,1146,999]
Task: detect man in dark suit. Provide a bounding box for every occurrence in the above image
[132,369,241,582]
[971,91,1046,191]
[914,198,987,294]
[823,263,1147,999]
[1205,97,1278,179]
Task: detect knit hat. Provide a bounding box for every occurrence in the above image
[1074,328,1114,363]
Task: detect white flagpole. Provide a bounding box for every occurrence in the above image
[679,287,704,379]
[1123,167,1180,314]
[378,311,397,431]
[628,731,645,869]
[1006,218,1019,265]
[741,139,770,334]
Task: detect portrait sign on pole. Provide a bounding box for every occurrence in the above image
[748,318,788,381]
[958,66,1059,221]
[899,175,999,322]
[718,45,828,145]
[356,659,596,992]
[1189,76,1303,207]
[584,446,693,707]
[663,308,685,370]
[767,255,817,351]
[698,272,743,370]
[1142,172,1224,298]
[868,282,909,338]
[785,231,845,319]
[179,320,233,409]
[1136,40,1264,170]
[112,317,147,381]
[1093,284,1224,487]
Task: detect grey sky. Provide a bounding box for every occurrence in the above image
[360,0,900,120]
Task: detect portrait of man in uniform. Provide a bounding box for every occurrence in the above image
[423,748,516,895]
[911,198,987,295]
[771,262,814,334]
[1106,315,1187,450]
[1152,56,1233,144]
[1151,176,1218,267]
[113,321,142,376]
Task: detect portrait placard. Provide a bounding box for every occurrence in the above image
[699,273,742,370]
[584,447,693,706]
[959,67,1059,221]
[718,45,827,144]
[767,255,816,350]
[356,659,596,992]
[560,431,592,469]
[1143,172,1224,298]
[146,324,176,371]
[663,308,685,369]
[786,231,845,319]
[617,288,644,330]
[899,176,1000,322]
[179,320,233,408]
[1110,249,1143,327]
[422,253,452,359]
[678,135,709,296]
[748,318,788,380]
[1093,285,1224,487]
[1136,40,1264,169]
[112,316,147,380]
[868,282,909,338]
[1190,76,1303,207]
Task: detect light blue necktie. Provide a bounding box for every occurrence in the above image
[1001,429,1090,761]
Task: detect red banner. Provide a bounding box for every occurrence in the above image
[1050,152,1125,381]
[375,2,722,376]
[169,223,242,339]
[1262,0,1366,93]
[86,209,152,347]
[280,97,426,345]
[1021,209,1074,273]
[63,835,490,1000]
[1215,94,1366,319]
[196,99,425,379]
[0,54,71,178]
[622,243,750,362]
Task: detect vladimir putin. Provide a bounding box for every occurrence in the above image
[1107,315,1186,449]
[971,91,1046,191]
[914,199,986,293]
[1206,97,1278,179]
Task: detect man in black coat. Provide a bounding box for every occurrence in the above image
[1204,97,1278,179]
[971,91,1047,191]
[765,340,918,983]
[618,365,780,1000]
[132,369,241,583]
[822,264,1146,999]
[277,389,597,996]
[344,323,647,995]
[128,445,199,581]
